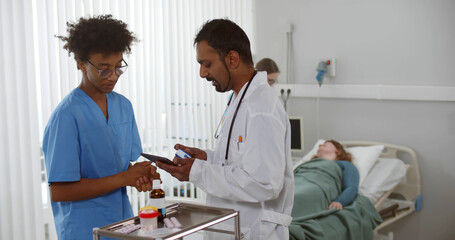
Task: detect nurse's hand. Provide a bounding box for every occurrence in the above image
[156,157,195,181]
[328,201,343,210]
[174,144,207,160]
[135,176,152,192]
[135,164,162,192]
[125,162,153,191]
[150,166,161,180]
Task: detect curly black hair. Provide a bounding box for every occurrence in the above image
[56,14,137,63]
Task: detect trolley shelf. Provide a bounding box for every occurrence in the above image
[93,202,240,240]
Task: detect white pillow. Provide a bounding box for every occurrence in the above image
[293,141,384,185]
[348,145,384,185]
[302,139,326,161]
[293,139,325,170]
[359,158,407,203]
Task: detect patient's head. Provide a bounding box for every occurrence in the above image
[255,58,280,86]
[314,140,352,162]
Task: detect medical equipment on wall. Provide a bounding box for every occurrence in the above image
[281,88,291,111]
[316,58,336,86]
[274,23,295,113]
[277,23,294,113]
[289,117,304,152]
[316,60,331,87]
[286,23,294,85]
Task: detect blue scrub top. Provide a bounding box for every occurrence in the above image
[43,88,142,240]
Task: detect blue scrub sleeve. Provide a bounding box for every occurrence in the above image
[43,112,81,183]
[334,161,359,206]
[130,113,142,162]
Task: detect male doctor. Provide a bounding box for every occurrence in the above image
[157,19,294,239]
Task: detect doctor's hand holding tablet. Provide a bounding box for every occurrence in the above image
[154,144,206,181]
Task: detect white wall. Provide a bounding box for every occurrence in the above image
[253,0,455,239]
[253,0,455,86]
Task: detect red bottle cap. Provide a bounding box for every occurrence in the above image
[139,209,158,218]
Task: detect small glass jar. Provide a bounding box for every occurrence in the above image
[138,209,158,231]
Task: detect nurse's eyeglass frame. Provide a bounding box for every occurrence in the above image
[87,59,128,79]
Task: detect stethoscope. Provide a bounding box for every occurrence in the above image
[214,71,257,163]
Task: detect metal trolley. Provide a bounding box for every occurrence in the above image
[93,203,241,240]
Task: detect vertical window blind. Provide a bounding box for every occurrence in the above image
[0,0,254,239]
[0,0,45,239]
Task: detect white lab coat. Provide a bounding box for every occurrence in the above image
[190,71,295,240]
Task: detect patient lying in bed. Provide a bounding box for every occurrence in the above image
[290,140,381,240]
[311,140,359,211]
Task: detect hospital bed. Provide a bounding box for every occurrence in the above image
[291,140,422,240]
[342,141,422,239]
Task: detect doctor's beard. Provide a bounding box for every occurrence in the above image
[207,72,231,93]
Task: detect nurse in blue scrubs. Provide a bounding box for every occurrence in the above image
[43,15,159,240]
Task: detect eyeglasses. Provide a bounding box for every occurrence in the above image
[267,78,277,86]
[86,59,128,79]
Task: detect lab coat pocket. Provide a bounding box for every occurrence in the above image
[259,210,292,239]
[229,138,246,166]
[230,130,246,152]
[232,138,245,152]
[228,129,246,166]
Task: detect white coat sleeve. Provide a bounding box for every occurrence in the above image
[190,111,287,203]
[205,149,215,163]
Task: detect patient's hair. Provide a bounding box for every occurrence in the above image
[312,139,353,162]
[327,140,353,162]
[194,18,253,66]
[56,14,137,64]
[256,58,280,74]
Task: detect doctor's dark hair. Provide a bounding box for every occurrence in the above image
[194,19,253,66]
[56,14,137,64]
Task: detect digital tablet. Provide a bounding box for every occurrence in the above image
[140,153,177,166]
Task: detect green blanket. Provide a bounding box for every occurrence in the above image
[289,159,382,240]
